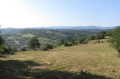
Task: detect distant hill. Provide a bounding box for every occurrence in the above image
[1,26,115,34]
[2,29,102,47]
[36,26,116,30]
[70,26,115,30]
[1,28,23,34]
[1,26,115,47]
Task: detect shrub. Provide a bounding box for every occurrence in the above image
[41,44,53,51]
[58,39,65,46]
[64,41,72,47]
[0,46,16,54]
[86,35,96,40]
[95,34,105,39]
[21,47,27,51]
[78,37,86,44]
[11,47,17,54]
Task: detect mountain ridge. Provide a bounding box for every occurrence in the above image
[1,26,116,30]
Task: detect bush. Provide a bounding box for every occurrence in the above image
[95,34,105,39]
[21,47,27,51]
[0,46,16,54]
[41,44,53,51]
[46,44,53,49]
[11,47,17,53]
[71,40,76,45]
[58,39,65,46]
[78,37,86,44]
[0,46,9,54]
[64,41,72,47]
[106,31,113,36]
[86,35,96,40]
[41,47,48,51]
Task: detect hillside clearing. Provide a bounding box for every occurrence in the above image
[0,38,120,79]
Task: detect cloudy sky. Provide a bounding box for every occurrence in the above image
[0,0,120,28]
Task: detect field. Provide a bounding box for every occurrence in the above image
[0,38,120,79]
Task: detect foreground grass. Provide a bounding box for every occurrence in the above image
[0,38,120,79]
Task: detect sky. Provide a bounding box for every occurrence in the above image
[0,0,120,28]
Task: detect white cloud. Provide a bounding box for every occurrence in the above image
[0,0,57,28]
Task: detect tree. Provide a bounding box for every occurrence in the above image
[108,26,120,57]
[0,35,4,47]
[58,39,65,46]
[28,38,40,50]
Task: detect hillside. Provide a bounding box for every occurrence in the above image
[3,29,100,47]
[0,38,120,79]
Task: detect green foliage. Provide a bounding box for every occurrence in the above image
[0,35,16,54]
[28,38,40,50]
[0,46,9,54]
[58,39,65,46]
[78,37,86,44]
[41,44,53,51]
[108,26,120,57]
[106,31,113,36]
[0,35,4,47]
[71,40,76,45]
[98,31,107,35]
[96,34,105,39]
[21,47,27,51]
[58,29,101,40]
[11,47,17,53]
[0,46,16,54]
[108,27,120,49]
[86,35,96,41]
[95,31,106,39]
[64,41,72,47]
[45,44,53,49]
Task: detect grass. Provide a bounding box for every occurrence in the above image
[0,38,120,79]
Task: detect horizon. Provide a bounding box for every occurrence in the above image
[1,25,116,29]
[0,0,120,28]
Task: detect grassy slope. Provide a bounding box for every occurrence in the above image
[0,38,120,79]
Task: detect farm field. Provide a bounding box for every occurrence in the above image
[0,38,120,79]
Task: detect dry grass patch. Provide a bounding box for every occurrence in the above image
[0,38,120,79]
